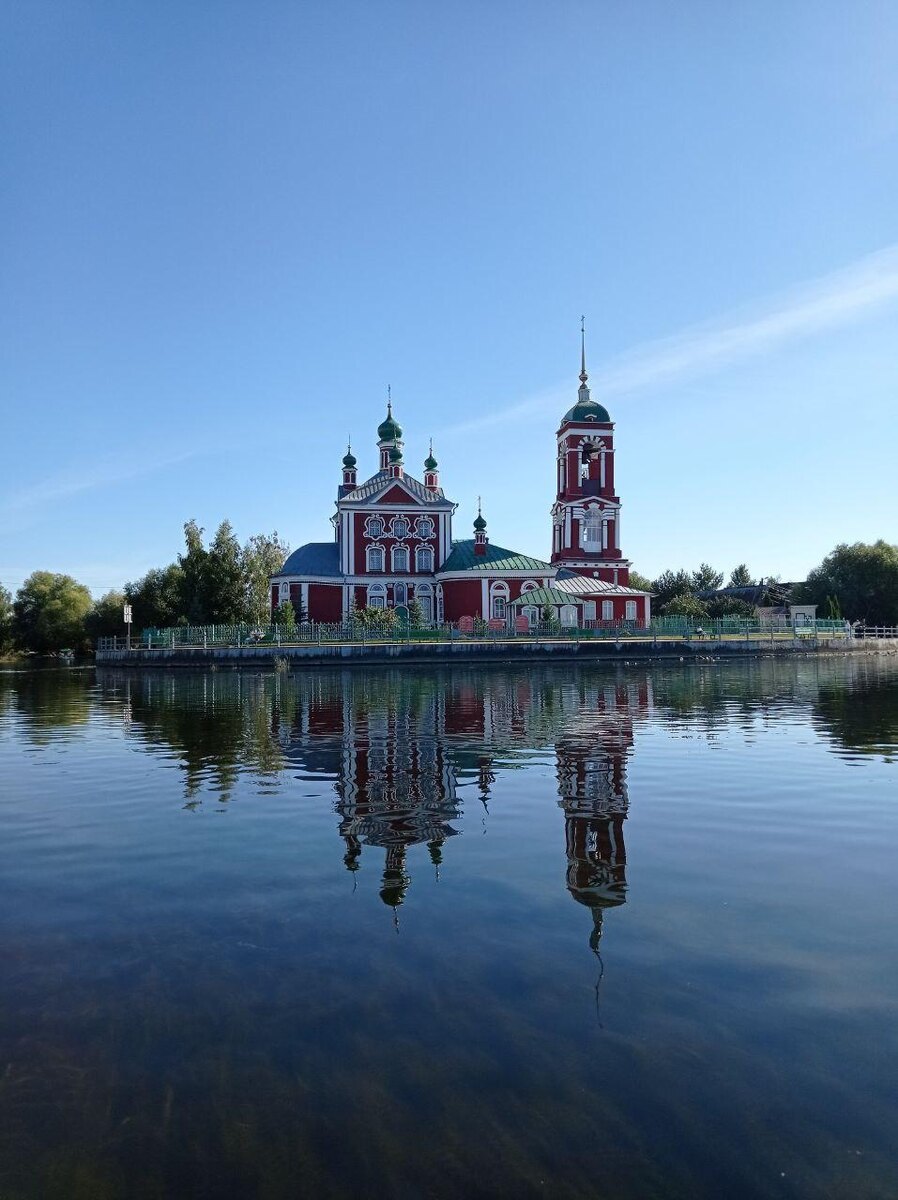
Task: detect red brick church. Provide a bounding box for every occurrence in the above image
[271,336,651,627]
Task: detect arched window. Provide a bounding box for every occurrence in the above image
[367,583,387,610]
[521,580,538,594]
[560,604,578,627]
[489,581,510,620]
[522,605,538,628]
[415,583,433,623]
[391,517,409,539]
[394,582,408,607]
[416,517,434,539]
[582,508,603,551]
[415,545,434,572]
[391,544,409,573]
[366,516,385,538]
[367,544,385,572]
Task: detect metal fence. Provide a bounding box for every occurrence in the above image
[96,616,852,653]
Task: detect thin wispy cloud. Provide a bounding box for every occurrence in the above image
[0,448,200,518]
[440,242,898,437]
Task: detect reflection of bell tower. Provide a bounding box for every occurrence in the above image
[555,680,639,953]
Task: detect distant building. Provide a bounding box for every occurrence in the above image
[271,336,651,625]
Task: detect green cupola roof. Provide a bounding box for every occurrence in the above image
[377,399,402,442]
[473,511,487,531]
[342,443,357,468]
[424,439,438,471]
[389,445,403,463]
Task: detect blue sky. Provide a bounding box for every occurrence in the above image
[2,0,897,597]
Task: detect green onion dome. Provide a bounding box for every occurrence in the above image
[562,396,611,424]
[424,451,438,471]
[377,406,403,441]
[342,449,357,468]
[389,445,403,463]
[473,512,487,531]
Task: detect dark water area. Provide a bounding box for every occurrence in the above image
[1,658,897,1200]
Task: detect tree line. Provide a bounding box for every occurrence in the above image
[3,535,897,655]
[2,521,289,655]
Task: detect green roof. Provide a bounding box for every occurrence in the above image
[439,539,552,574]
[510,587,581,607]
[561,399,611,424]
[377,408,402,440]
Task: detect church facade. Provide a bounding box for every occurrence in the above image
[270,341,650,626]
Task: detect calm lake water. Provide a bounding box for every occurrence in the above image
[1,658,897,1199]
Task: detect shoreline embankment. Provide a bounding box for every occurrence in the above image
[93,636,897,670]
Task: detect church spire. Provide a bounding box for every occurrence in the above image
[580,314,588,385]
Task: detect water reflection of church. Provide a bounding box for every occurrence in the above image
[279,672,651,950]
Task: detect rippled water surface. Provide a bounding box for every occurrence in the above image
[1,658,897,1199]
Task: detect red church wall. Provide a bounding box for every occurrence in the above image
[309,584,343,622]
[442,579,485,621]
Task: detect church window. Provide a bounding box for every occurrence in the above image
[366,516,385,538]
[416,517,434,539]
[625,600,637,622]
[521,580,538,593]
[583,601,596,622]
[602,600,614,621]
[582,509,603,551]
[416,545,434,572]
[391,517,410,539]
[415,583,433,623]
[367,583,387,609]
[394,583,408,606]
[367,544,385,572]
[490,581,509,620]
[392,544,409,572]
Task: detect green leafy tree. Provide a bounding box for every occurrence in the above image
[796,541,898,625]
[242,531,290,625]
[651,569,693,608]
[12,572,94,653]
[824,594,842,620]
[85,590,127,643]
[408,597,424,628]
[705,595,755,618]
[125,564,185,630]
[691,563,724,592]
[628,570,652,592]
[179,519,210,624]
[204,521,245,623]
[728,564,754,587]
[0,585,13,650]
[660,592,710,619]
[275,599,296,634]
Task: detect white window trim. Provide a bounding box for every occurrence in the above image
[365,516,386,538]
[366,543,385,572]
[390,517,410,540]
[367,582,387,609]
[391,543,410,573]
[416,545,434,572]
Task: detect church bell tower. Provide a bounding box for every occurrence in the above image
[550,321,630,586]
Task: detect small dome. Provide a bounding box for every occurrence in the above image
[424,452,438,471]
[389,445,403,463]
[377,407,402,441]
[562,397,611,424]
[342,449,357,468]
[473,512,487,531]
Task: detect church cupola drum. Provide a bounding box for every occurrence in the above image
[551,320,630,587]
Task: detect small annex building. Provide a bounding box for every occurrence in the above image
[271,338,651,626]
